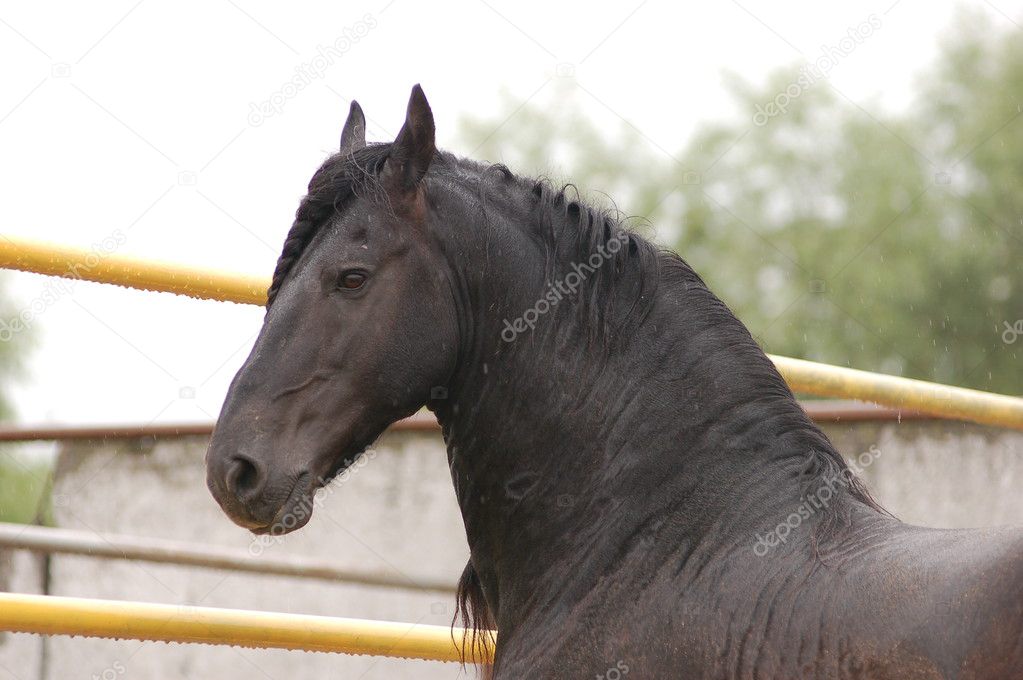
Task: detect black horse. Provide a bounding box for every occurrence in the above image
[206,86,1023,678]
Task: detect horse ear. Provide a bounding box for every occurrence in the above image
[382,84,435,192]
[340,101,367,155]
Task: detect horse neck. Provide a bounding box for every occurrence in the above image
[430,193,861,623]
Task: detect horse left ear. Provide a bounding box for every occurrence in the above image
[340,100,366,155]
[382,84,435,192]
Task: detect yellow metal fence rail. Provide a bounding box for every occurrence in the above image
[2,234,1022,430]
[0,235,267,305]
[0,592,494,662]
[769,356,1023,432]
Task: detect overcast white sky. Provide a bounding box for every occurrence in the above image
[1,0,1021,427]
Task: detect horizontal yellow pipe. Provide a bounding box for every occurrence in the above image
[0,235,268,305]
[0,592,494,663]
[769,355,1023,431]
[2,235,1021,430]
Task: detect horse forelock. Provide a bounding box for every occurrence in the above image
[266,143,393,309]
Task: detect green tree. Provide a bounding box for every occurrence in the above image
[458,11,1021,395]
[0,276,43,524]
[0,278,28,419]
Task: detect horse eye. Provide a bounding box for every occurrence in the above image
[338,271,367,290]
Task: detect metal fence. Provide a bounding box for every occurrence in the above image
[1,234,1021,662]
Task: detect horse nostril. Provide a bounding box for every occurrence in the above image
[225,455,265,502]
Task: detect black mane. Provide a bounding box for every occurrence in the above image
[271,146,666,339]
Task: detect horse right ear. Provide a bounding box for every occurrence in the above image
[339,100,366,155]
[381,84,436,194]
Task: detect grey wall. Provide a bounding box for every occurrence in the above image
[36,430,468,680]
[820,420,1023,528]
[2,419,1023,679]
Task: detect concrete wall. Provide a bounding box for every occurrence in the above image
[820,420,1023,528]
[48,430,469,680]
[2,419,1023,679]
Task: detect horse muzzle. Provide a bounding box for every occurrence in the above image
[206,449,316,535]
